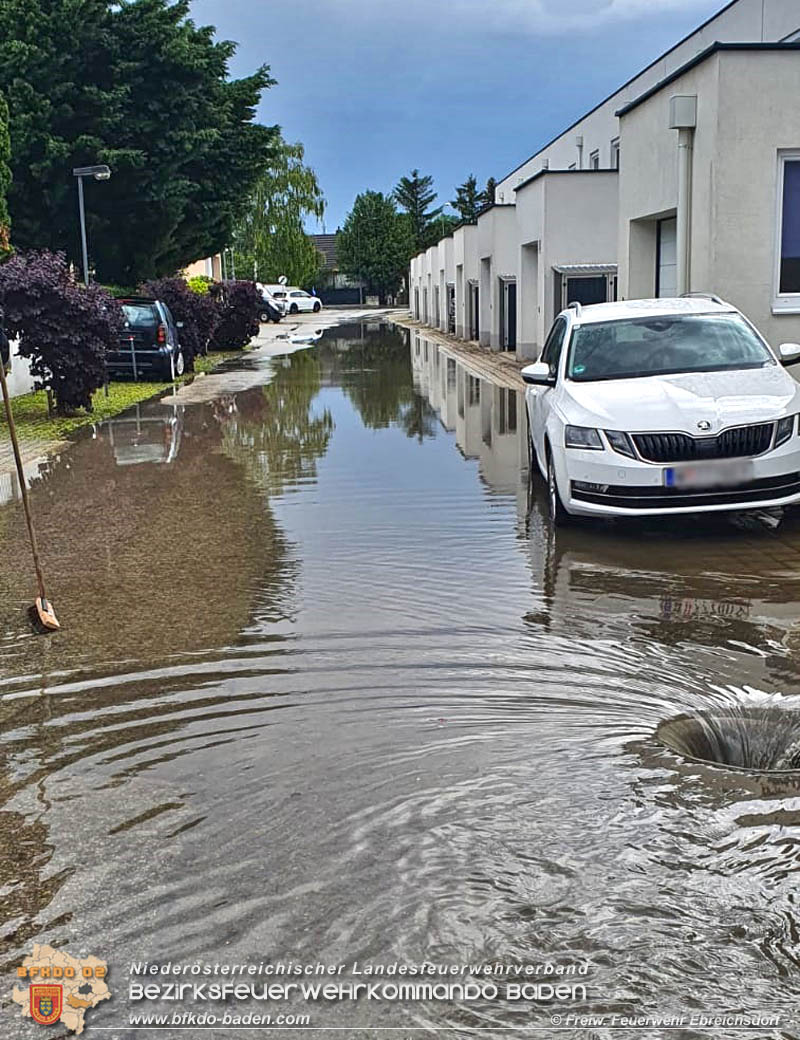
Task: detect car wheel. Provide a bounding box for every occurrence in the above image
[546,446,570,527]
[174,350,185,378]
[313,302,321,313]
[290,304,299,314]
[259,310,269,323]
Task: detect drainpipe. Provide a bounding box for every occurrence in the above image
[575,135,584,171]
[669,95,697,296]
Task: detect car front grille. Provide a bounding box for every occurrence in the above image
[632,422,774,463]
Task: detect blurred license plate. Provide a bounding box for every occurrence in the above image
[664,460,754,488]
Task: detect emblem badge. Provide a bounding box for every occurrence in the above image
[30,983,63,1026]
[697,420,711,431]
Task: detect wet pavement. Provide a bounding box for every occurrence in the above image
[0,321,799,1038]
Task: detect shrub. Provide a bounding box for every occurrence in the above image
[0,250,122,414]
[140,276,219,371]
[209,280,260,351]
[187,275,213,295]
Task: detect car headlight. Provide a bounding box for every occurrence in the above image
[604,429,636,458]
[775,414,797,448]
[564,425,603,450]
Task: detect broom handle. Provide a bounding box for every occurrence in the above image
[0,353,48,605]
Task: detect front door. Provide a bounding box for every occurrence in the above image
[470,284,479,340]
[503,281,517,350]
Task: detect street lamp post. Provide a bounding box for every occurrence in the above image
[72,165,111,286]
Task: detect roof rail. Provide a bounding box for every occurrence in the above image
[680,291,725,305]
[567,300,582,317]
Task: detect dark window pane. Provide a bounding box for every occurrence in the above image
[780,160,800,293]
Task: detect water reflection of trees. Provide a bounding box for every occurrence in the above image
[0,401,292,675]
[219,349,334,494]
[319,322,437,443]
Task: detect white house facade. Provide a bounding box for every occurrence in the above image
[408,0,800,360]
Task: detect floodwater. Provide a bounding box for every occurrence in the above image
[0,321,800,1039]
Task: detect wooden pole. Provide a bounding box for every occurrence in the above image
[0,353,50,608]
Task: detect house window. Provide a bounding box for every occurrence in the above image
[589,150,600,170]
[776,152,800,310]
[610,138,620,170]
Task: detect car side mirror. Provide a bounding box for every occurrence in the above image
[779,342,800,365]
[521,361,555,386]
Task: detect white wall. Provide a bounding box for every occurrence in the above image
[617,48,800,345]
[515,172,618,356]
[6,340,35,398]
[476,205,518,349]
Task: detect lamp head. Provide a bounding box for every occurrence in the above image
[72,164,112,180]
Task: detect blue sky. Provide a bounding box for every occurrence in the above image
[191,0,721,230]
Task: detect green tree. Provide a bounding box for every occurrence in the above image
[393,169,442,253]
[481,176,497,208]
[451,174,482,223]
[232,139,325,288]
[428,213,460,243]
[0,91,9,256]
[337,192,413,303]
[0,0,277,285]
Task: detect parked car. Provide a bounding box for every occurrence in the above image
[523,295,800,523]
[284,288,323,314]
[110,298,184,380]
[257,289,284,324]
[262,284,288,306]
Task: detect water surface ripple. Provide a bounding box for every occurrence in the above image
[0,323,798,1037]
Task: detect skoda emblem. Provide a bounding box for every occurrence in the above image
[697,420,712,431]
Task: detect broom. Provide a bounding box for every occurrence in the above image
[0,336,60,631]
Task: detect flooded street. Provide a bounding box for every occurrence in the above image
[1,320,800,1038]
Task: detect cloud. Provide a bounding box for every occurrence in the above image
[321,0,714,35]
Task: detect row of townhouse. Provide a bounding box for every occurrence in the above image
[409,0,800,361]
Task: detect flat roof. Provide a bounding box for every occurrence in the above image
[515,167,618,193]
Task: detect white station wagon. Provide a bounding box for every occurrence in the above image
[523,296,800,523]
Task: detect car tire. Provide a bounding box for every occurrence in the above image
[259,310,269,323]
[313,302,321,313]
[174,350,185,378]
[290,304,299,314]
[546,445,570,527]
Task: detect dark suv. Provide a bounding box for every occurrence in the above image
[109,298,184,380]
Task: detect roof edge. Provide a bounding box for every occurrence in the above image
[616,41,800,117]
[495,0,800,187]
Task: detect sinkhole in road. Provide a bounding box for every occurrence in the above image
[656,706,800,773]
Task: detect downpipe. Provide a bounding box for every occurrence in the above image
[676,127,694,296]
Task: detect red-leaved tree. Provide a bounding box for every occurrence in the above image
[0,251,122,413]
[209,280,261,351]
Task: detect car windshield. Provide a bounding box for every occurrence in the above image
[121,303,157,328]
[566,313,775,382]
